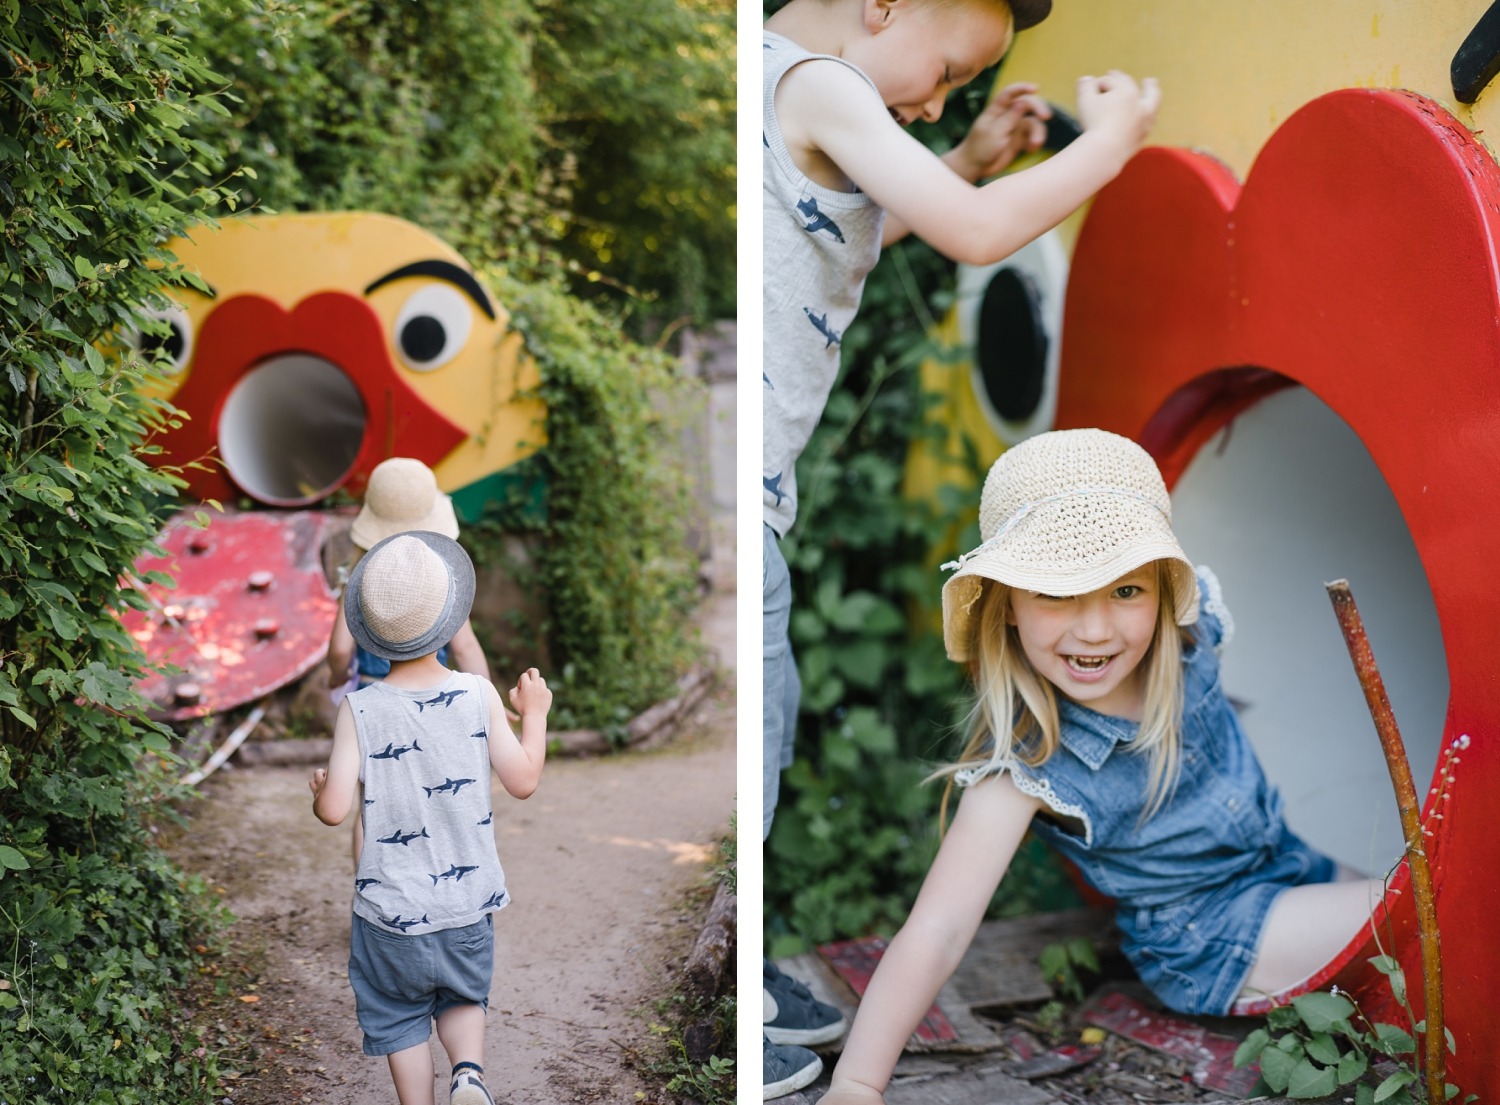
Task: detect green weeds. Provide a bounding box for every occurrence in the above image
[1233,967,1473,1103]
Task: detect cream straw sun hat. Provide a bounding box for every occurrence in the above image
[345,531,476,662]
[940,429,1200,663]
[350,457,460,551]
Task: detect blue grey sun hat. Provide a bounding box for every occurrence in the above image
[345,530,475,662]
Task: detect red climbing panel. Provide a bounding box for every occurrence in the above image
[122,509,338,721]
[1056,88,1500,1088]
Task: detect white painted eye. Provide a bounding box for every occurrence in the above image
[127,302,195,375]
[955,231,1068,446]
[393,284,474,372]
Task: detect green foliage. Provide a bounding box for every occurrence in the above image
[1232,965,1472,1104]
[642,827,736,1105]
[1039,936,1101,1002]
[473,270,704,729]
[646,994,737,1105]
[185,0,735,329]
[1,2,241,1097]
[530,0,736,325]
[0,800,232,1103]
[763,26,1078,951]
[184,0,538,250]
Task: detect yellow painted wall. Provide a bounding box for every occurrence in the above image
[1007,1,1499,181]
[908,1,1500,572]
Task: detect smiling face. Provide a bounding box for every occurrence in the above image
[1006,563,1162,719]
[850,0,1014,126]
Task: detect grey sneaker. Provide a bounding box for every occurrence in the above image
[763,1036,821,1100]
[450,1061,495,1105]
[764,959,847,1046]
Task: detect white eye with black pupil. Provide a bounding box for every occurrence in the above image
[394,284,473,372]
[129,303,194,374]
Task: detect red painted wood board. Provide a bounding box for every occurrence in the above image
[121,509,338,720]
[1055,88,1498,1093]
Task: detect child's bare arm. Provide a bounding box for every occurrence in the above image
[446,619,493,683]
[327,605,356,689]
[310,699,360,825]
[822,773,1043,1105]
[486,669,550,799]
[883,82,1051,247]
[786,63,1157,264]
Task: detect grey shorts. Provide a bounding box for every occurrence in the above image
[348,913,494,1056]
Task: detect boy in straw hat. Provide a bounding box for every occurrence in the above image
[311,530,551,1105]
[328,457,490,692]
[327,457,500,871]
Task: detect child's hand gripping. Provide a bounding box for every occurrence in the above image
[509,667,552,720]
[1076,69,1161,163]
[950,82,1052,182]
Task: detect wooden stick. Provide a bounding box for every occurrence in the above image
[1326,580,1443,1102]
[180,701,266,788]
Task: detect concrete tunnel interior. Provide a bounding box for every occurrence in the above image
[1169,384,1446,876]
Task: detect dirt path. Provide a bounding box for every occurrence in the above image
[171,646,732,1104]
[168,338,739,1105]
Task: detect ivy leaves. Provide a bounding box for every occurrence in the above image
[1233,975,1471,1104]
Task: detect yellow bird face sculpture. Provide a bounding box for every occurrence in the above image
[134,212,544,519]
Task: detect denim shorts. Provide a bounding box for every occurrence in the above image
[348,913,494,1056]
[762,523,799,840]
[1115,840,1336,1015]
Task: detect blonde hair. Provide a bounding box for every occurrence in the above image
[934,560,1191,824]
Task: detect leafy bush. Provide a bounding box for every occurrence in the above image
[1233,962,1473,1104]
[472,269,704,729]
[0,1,242,1097]
[0,800,231,1104]
[185,0,735,329]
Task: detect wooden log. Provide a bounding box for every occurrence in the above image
[234,737,334,767]
[684,881,737,1003]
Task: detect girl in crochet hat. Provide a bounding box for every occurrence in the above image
[822,429,1381,1105]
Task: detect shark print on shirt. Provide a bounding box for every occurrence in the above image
[381,914,429,932]
[377,827,431,847]
[415,688,466,712]
[422,777,477,798]
[350,672,509,936]
[764,471,786,507]
[797,196,846,242]
[430,863,479,885]
[371,740,422,761]
[803,307,842,349]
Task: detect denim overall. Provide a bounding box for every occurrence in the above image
[965,568,1335,1014]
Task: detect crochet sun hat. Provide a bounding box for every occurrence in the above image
[350,457,460,551]
[940,428,1199,663]
[345,531,475,662]
[1008,0,1052,31]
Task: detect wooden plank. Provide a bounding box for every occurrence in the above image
[885,1061,1063,1105]
[1080,990,1260,1096]
[777,949,1000,1054]
[951,909,1117,1010]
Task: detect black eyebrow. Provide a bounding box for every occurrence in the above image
[363,260,496,320]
